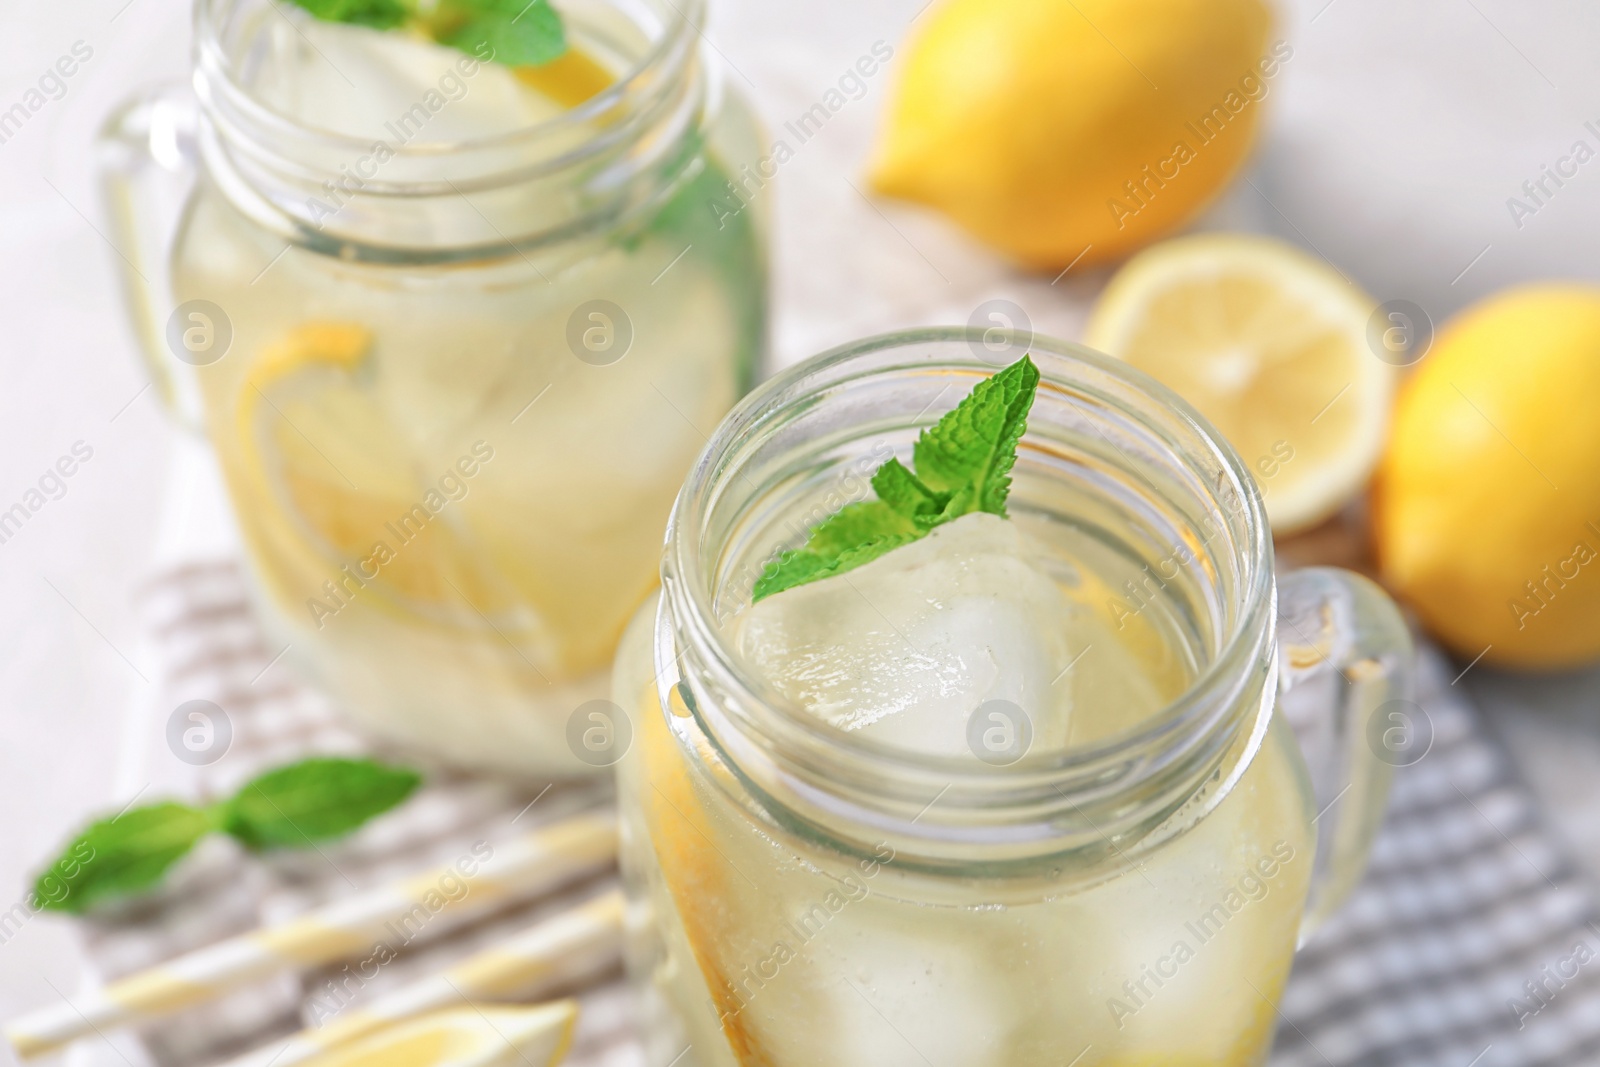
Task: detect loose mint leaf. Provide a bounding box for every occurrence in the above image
[913,357,1041,518]
[286,0,409,30]
[33,803,216,914]
[221,758,421,850]
[750,356,1040,602]
[28,758,426,912]
[435,0,566,67]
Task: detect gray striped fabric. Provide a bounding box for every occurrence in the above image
[1273,651,1600,1067]
[62,561,1600,1067]
[72,561,638,1067]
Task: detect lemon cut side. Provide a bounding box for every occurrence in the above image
[1084,234,1394,533]
[299,1003,578,1067]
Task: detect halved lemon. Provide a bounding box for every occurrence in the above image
[1083,233,1394,533]
[299,1003,578,1067]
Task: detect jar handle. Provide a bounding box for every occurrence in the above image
[96,82,205,432]
[1275,566,1414,939]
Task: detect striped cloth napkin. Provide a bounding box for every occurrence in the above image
[67,560,638,1067]
[52,558,1600,1067]
[1271,649,1600,1067]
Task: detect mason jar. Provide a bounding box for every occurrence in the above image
[613,329,1412,1065]
[98,0,767,775]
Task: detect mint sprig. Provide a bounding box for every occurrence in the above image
[33,758,421,914]
[751,356,1041,602]
[286,0,566,67]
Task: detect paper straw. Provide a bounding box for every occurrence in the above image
[6,812,617,1059]
[219,890,623,1067]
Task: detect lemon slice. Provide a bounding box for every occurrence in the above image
[1083,233,1394,533]
[231,322,511,619]
[300,1003,578,1067]
[514,49,614,108]
[635,684,781,1065]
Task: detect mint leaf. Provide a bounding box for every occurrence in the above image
[912,356,1041,518]
[871,459,948,523]
[434,0,566,66]
[28,758,423,912]
[33,803,216,914]
[750,356,1039,602]
[808,501,920,554]
[287,0,409,29]
[220,758,421,850]
[752,496,923,600]
[283,0,567,67]
[752,532,920,602]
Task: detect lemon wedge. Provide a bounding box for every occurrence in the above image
[299,1003,578,1067]
[1084,233,1394,533]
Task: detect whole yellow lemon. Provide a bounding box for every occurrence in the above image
[869,0,1277,270]
[1373,284,1600,670]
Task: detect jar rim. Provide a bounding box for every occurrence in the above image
[193,0,702,157]
[660,326,1279,867]
[189,0,717,251]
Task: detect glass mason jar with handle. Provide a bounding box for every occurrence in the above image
[98,0,767,775]
[613,329,1412,1066]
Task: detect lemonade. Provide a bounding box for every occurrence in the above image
[147,0,766,772]
[616,518,1312,1067]
[614,336,1409,1066]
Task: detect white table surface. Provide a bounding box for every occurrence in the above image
[3,0,1600,1040]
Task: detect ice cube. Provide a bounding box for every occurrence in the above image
[765,920,1016,1067]
[732,513,1079,759]
[252,21,562,143]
